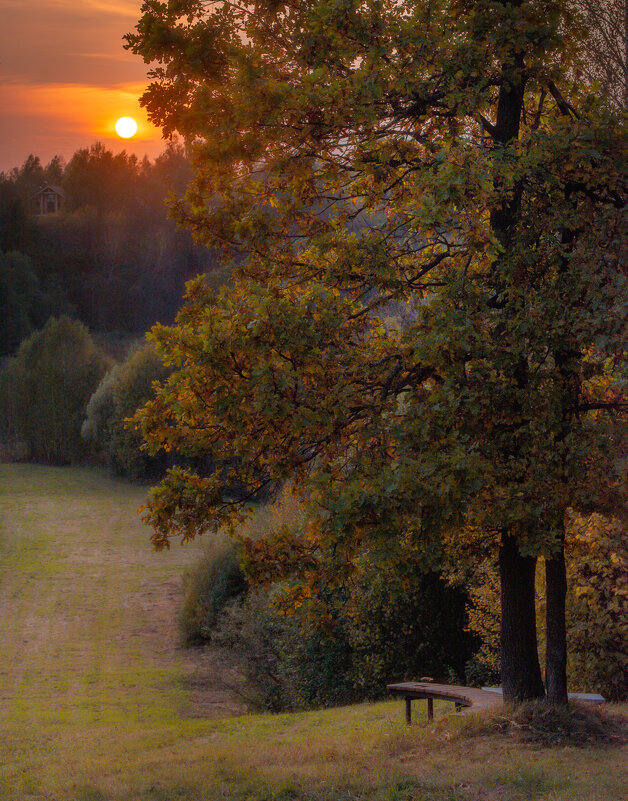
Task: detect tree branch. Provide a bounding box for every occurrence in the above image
[547,82,580,119]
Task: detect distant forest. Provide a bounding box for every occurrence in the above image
[0,142,226,357]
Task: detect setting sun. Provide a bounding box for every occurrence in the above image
[115,116,138,138]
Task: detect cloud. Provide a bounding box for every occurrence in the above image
[1,0,139,18]
[0,80,159,135]
[0,0,146,86]
[0,80,165,170]
[74,52,140,62]
[81,0,141,17]
[0,0,164,169]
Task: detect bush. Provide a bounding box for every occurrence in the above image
[561,513,627,701]
[82,341,171,479]
[181,490,476,711]
[464,558,501,685]
[178,491,303,648]
[179,537,248,645]
[208,566,474,712]
[1,316,110,463]
[345,564,475,698]
[211,590,305,711]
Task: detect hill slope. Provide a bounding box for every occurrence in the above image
[0,464,625,801]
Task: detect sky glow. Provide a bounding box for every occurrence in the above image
[0,0,164,171]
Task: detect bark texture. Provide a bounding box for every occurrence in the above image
[499,533,545,702]
[545,541,569,704]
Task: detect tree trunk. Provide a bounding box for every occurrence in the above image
[545,537,569,704]
[489,2,546,706]
[547,333,577,706]
[499,533,545,703]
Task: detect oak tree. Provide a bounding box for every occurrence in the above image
[127,0,627,703]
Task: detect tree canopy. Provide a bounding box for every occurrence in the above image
[127,0,627,703]
[2,316,111,464]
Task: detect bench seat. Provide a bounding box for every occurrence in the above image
[387,681,605,724]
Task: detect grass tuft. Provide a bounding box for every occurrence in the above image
[456,700,628,747]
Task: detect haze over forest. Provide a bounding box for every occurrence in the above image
[1,142,225,357]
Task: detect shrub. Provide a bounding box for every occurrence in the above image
[1,316,110,463]
[208,565,474,712]
[181,489,476,711]
[345,564,475,698]
[464,559,501,685]
[561,513,627,701]
[82,341,171,479]
[179,537,248,645]
[178,490,302,647]
[211,590,304,711]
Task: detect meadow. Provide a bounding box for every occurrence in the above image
[0,463,625,801]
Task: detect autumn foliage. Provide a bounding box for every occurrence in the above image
[127,0,627,702]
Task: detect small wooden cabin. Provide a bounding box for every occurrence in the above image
[32,183,64,215]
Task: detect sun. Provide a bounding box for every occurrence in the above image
[115,117,138,139]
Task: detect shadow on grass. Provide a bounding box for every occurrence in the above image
[75,779,465,801]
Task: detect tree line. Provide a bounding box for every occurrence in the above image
[0,142,226,357]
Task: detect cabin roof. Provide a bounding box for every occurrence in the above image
[31,183,64,198]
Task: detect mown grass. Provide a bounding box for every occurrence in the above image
[1,463,626,801]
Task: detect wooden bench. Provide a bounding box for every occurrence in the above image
[387,681,501,723]
[388,681,605,724]
[481,687,605,704]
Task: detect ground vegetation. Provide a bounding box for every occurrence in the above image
[1,464,626,801]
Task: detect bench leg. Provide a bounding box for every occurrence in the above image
[455,702,462,712]
[427,698,434,721]
[405,697,412,724]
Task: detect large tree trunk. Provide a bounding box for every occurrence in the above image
[546,338,577,706]
[489,3,548,705]
[499,533,545,703]
[545,535,569,704]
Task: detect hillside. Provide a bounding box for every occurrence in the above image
[0,464,625,801]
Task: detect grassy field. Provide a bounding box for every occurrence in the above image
[0,463,626,801]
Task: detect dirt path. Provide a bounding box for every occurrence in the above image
[0,463,247,727]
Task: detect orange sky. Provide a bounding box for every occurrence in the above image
[0,0,166,172]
